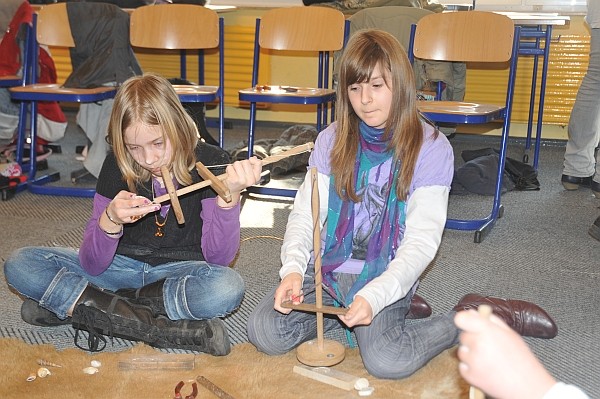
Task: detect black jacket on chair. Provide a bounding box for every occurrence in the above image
[63,2,142,88]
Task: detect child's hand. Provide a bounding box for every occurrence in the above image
[454,309,556,399]
[107,191,159,224]
[218,157,262,207]
[273,273,304,314]
[339,296,373,327]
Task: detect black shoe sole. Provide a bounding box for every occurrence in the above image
[561,174,592,190]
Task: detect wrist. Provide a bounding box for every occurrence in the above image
[101,206,123,236]
[105,206,121,226]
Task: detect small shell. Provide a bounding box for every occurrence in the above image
[37,367,51,378]
[26,373,37,382]
[37,359,63,368]
[358,387,375,397]
[90,360,102,368]
[354,378,370,390]
[82,366,99,375]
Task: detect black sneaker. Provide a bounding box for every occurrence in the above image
[21,299,71,327]
[589,216,600,242]
[71,304,231,355]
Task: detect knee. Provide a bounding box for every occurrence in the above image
[4,247,29,284]
[360,348,418,380]
[246,304,288,356]
[219,269,245,308]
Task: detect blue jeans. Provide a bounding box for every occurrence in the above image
[247,270,459,379]
[4,246,245,321]
[564,27,600,182]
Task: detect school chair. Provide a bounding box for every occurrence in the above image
[408,11,521,243]
[10,2,119,197]
[129,4,225,147]
[238,6,348,198]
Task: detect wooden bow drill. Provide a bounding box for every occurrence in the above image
[285,167,346,367]
[155,142,314,225]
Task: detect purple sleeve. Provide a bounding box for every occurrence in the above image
[200,197,241,266]
[409,123,455,195]
[78,194,120,276]
[308,122,336,174]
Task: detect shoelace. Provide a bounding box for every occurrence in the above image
[159,320,211,349]
[72,306,111,352]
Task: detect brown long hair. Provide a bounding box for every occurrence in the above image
[107,73,199,192]
[332,29,427,201]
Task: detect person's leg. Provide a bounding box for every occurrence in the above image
[247,268,346,356]
[116,261,245,320]
[563,28,600,187]
[354,295,459,379]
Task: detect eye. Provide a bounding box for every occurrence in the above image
[126,145,140,152]
[154,141,164,148]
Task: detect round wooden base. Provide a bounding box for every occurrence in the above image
[296,339,346,367]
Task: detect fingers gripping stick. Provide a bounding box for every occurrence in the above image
[153,143,315,219]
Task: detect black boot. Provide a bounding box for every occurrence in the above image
[71,285,230,355]
[115,279,166,317]
[21,298,71,327]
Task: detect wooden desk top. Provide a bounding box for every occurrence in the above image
[494,12,570,26]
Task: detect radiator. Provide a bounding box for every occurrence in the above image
[464,33,589,126]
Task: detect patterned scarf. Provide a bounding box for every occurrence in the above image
[321,122,406,305]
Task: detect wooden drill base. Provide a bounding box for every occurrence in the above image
[296,339,345,367]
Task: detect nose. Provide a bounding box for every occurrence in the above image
[361,87,372,105]
[144,149,158,166]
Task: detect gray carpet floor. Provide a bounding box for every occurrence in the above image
[0,113,598,397]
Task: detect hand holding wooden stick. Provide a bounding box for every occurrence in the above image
[154,143,314,207]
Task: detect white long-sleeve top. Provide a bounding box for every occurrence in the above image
[279,122,453,318]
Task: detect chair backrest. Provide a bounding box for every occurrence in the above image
[130,4,219,51]
[35,3,75,47]
[259,6,346,52]
[412,11,515,63]
[348,6,432,50]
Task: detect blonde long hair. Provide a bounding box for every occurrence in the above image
[107,73,199,192]
[332,29,427,201]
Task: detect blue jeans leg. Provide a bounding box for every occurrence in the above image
[4,246,244,321]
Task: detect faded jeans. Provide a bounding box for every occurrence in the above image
[563,27,600,182]
[247,268,459,379]
[4,246,245,321]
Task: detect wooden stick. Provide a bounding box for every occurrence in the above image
[469,304,493,399]
[153,142,314,204]
[160,166,185,224]
[196,161,231,203]
[280,301,347,316]
[310,167,325,350]
[196,376,236,399]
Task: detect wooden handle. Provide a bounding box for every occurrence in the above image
[196,376,236,399]
[196,161,231,203]
[469,304,493,399]
[160,166,185,224]
[153,143,314,204]
[281,301,347,316]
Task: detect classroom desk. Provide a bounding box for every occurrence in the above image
[497,12,570,170]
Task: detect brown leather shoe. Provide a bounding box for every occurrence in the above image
[453,293,558,339]
[406,293,432,319]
